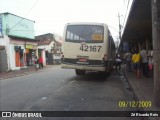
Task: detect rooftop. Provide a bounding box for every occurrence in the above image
[121,0,152,44]
[0,12,35,22]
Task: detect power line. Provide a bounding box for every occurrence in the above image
[9,0,39,31]
[122,0,130,29]
[108,26,119,33]
[25,0,39,17]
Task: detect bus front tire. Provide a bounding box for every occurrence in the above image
[75,69,85,75]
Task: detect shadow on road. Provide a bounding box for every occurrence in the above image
[70,71,110,82]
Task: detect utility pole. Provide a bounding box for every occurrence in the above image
[118,13,122,41]
[152,0,160,107]
[118,13,122,54]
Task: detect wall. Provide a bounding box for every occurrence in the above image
[0,37,6,46]
[42,50,46,66]
[54,34,63,43]
[0,15,2,36]
[38,41,54,52]
[0,49,7,72]
[4,36,10,71]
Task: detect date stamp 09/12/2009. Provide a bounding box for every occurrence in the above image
[119,101,159,117]
[118,101,152,108]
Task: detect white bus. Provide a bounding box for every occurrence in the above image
[61,23,115,75]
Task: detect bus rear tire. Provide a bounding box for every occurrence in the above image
[75,69,85,75]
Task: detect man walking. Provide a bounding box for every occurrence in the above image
[140,46,149,77]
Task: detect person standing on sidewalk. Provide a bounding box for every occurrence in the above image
[34,56,39,71]
[125,50,132,72]
[140,46,149,77]
[115,54,122,70]
[39,57,43,69]
[132,50,141,79]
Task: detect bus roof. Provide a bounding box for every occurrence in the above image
[66,22,108,27]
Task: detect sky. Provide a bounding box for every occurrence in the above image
[0,0,132,41]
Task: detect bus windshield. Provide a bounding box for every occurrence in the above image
[66,25,104,43]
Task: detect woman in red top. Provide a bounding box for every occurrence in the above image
[39,57,43,69]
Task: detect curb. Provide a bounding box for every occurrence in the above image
[121,68,144,110]
[0,65,61,80]
[0,69,47,80]
[0,71,35,80]
[121,67,153,120]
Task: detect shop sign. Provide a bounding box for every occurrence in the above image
[26,44,33,49]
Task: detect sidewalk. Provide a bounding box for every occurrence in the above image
[121,65,160,119]
[0,65,56,80]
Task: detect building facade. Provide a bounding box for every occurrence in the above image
[36,33,62,65]
[0,12,38,71]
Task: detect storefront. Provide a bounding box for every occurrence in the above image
[25,44,37,66]
[9,36,38,70]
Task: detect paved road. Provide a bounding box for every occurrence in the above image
[0,66,142,120]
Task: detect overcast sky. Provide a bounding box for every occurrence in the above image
[0,0,132,41]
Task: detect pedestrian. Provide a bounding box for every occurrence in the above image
[34,56,39,71]
[125,50,132,72]
[115,54,122,70]
[132,50,141,79]
[140,46,149,77]
[148,46,154,77]
[39,57,43,69]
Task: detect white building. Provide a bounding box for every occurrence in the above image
[36,33,62,65]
